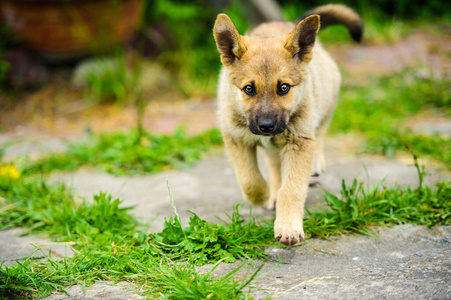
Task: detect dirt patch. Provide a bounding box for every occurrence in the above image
[0,82,217,137]
[328,30,451,83]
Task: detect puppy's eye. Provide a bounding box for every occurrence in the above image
[277,84,291,95]
[243,85,255,95]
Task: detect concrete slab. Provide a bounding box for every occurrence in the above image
[412,120,451,137]
[0,228,74,266]
[44,281,145,300]
[206,225,451,299]
[0,133,71,160]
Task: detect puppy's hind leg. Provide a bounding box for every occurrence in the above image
[311,122,329,177]
[264,149,281,210]
[311,135,325,178]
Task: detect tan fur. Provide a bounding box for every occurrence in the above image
[213,5,359,246]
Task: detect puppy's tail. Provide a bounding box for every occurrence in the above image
[296,4,363,42]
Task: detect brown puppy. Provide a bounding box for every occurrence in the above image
[213,4,363,246]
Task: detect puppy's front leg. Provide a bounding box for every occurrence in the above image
[223,133,269,205]
[275,138,315,246]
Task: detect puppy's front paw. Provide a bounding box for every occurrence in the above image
[274,221,305,246]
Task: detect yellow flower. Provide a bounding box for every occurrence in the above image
[0,164,20,179]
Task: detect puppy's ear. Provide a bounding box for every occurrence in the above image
[285,15,320,63]
[213,14,247,65]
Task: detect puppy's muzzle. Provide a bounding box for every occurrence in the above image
[250,115,287,136]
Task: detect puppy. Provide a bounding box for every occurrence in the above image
[213,4,363,245]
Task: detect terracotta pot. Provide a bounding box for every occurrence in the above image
[0,0,142,60]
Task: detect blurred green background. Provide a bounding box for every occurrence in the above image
[142,0,450,90]
[0,0,450,99]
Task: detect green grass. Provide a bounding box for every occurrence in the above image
[333,69,451,134]
[0,175,273,299]
[0,178,137,244]
[22,127,223,176]
[331,68,451,167]
[1,152,449,298]
[363,129,451,164]
[306,161,450,239]
[0,246,264,299]
[0,176,274,258]
[152,205,273,265]
[82,54,132,104]
[0,240,265,299]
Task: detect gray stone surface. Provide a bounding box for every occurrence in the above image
[0,133,70,160]
[44,281,145,300]
[204,225,451,299]
[0,228,74,266]
[412,120,451,137]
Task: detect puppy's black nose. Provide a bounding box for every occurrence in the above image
[258,119,276,133]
